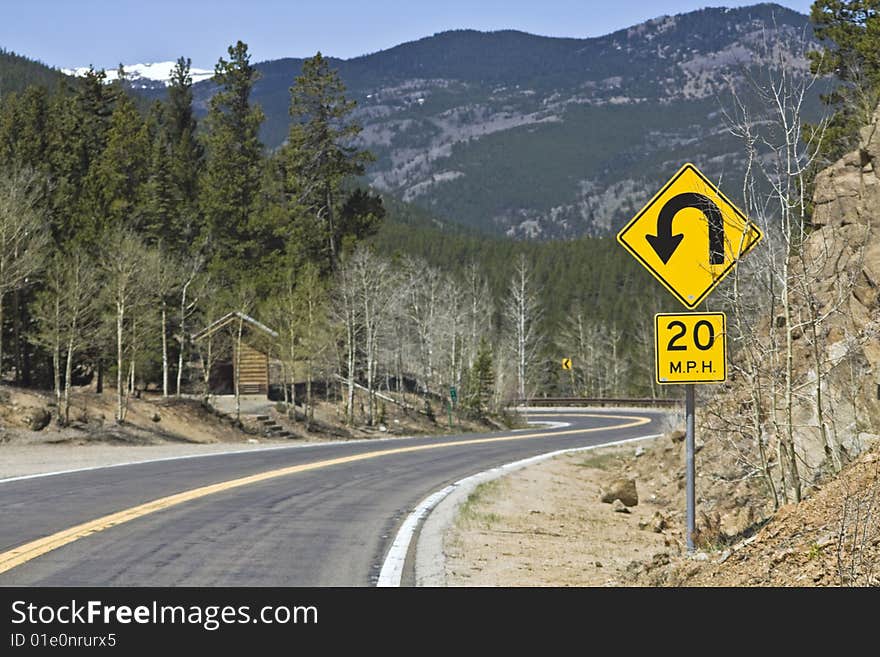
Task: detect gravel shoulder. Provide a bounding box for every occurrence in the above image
[442,441,684,586]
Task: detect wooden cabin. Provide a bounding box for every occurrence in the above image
[192,312,279,397]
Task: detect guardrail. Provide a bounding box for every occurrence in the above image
[513,397,683,408]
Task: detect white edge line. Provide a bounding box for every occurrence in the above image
[376,431,663,587]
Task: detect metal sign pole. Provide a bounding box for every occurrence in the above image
[685,383,696,552]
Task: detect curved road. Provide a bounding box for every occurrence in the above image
[0,409,664,586]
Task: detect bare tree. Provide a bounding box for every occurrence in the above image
[0,166,47,377]
[101,231,147,423]
[345,247,399,425]
[503,254,543,400]
[194,295,229,404]
[32,251,101,424]
[142,245,183,399]
[263,272,298,417]
[462,261,492,371]
[717,25,863,505]
[836,467,879,587]
[401,257,444,397]
[176,255,205,396]
[294,263,331,428]
[334,259,361,424]
[229,284,255,422]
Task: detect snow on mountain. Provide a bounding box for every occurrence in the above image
[62,61,213,88]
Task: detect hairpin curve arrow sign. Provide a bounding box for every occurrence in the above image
[616,163,763,309]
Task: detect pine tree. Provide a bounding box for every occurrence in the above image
[807,1,880,163]
[200,41,264,285]
[84,92,150,237]
[465,337,495,415]
[48,68,121,245]
[282,52,375,272]
[44,89,87,243]
[143,101,176,243]
[0,86,49,169]
[166,57,204,250]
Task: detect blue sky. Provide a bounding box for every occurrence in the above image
[1,1,815,70]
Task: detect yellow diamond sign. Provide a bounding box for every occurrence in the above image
[617,163,763,309]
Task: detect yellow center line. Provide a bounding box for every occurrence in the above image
[0,414,650,575]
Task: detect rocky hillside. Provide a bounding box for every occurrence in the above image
[675,101,880,561]
[183,3,820,238]
[650,440,879,586]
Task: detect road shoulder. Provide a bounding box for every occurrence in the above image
[415,433,674,586]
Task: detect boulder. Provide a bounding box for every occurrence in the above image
[22,408,51,431]
[601,478,638,507]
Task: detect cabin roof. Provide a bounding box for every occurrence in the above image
[191,311,279,342]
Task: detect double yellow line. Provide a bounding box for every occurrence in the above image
[0,414,650,575]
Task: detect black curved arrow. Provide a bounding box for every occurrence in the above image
[646,192,725,265]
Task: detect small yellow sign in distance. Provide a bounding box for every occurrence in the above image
[655,312,726,384]
[617,163,763,310]
[561,358,572,370]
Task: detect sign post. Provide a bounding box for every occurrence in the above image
[617,163,761,553]
[685,384,695,552]
[561,358,575,395]
[655,311,726,550]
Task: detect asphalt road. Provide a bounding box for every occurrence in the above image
[0,409,665,586]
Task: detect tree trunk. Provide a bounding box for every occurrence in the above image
[364,305,374,426]
[288,329,296,417]
[52,338,61,416]
[116,298,124,423]
[326,189,337,271]
[129,317,137,406]
[202,336,212,403]
[281,360,290,413]
[782,277,802,503]
[161,302,168,398]
[61,299,79,426]
[13,289,21,383]
[176,279,191,397]
[63,335,75,425]
[306,357,313,429]
[234,315,243,421]
[0,291,4,381]
[346,316,355,425]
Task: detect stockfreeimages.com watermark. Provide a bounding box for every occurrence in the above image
[10,599,318,634]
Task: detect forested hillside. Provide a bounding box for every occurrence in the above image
[0,49,66,95]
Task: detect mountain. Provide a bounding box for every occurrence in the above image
[62,61,214,90]
[180,3,822,239]
[0,49,67,95]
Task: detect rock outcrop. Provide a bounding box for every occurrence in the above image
[792,107,880,468]
[690,105,880,544]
